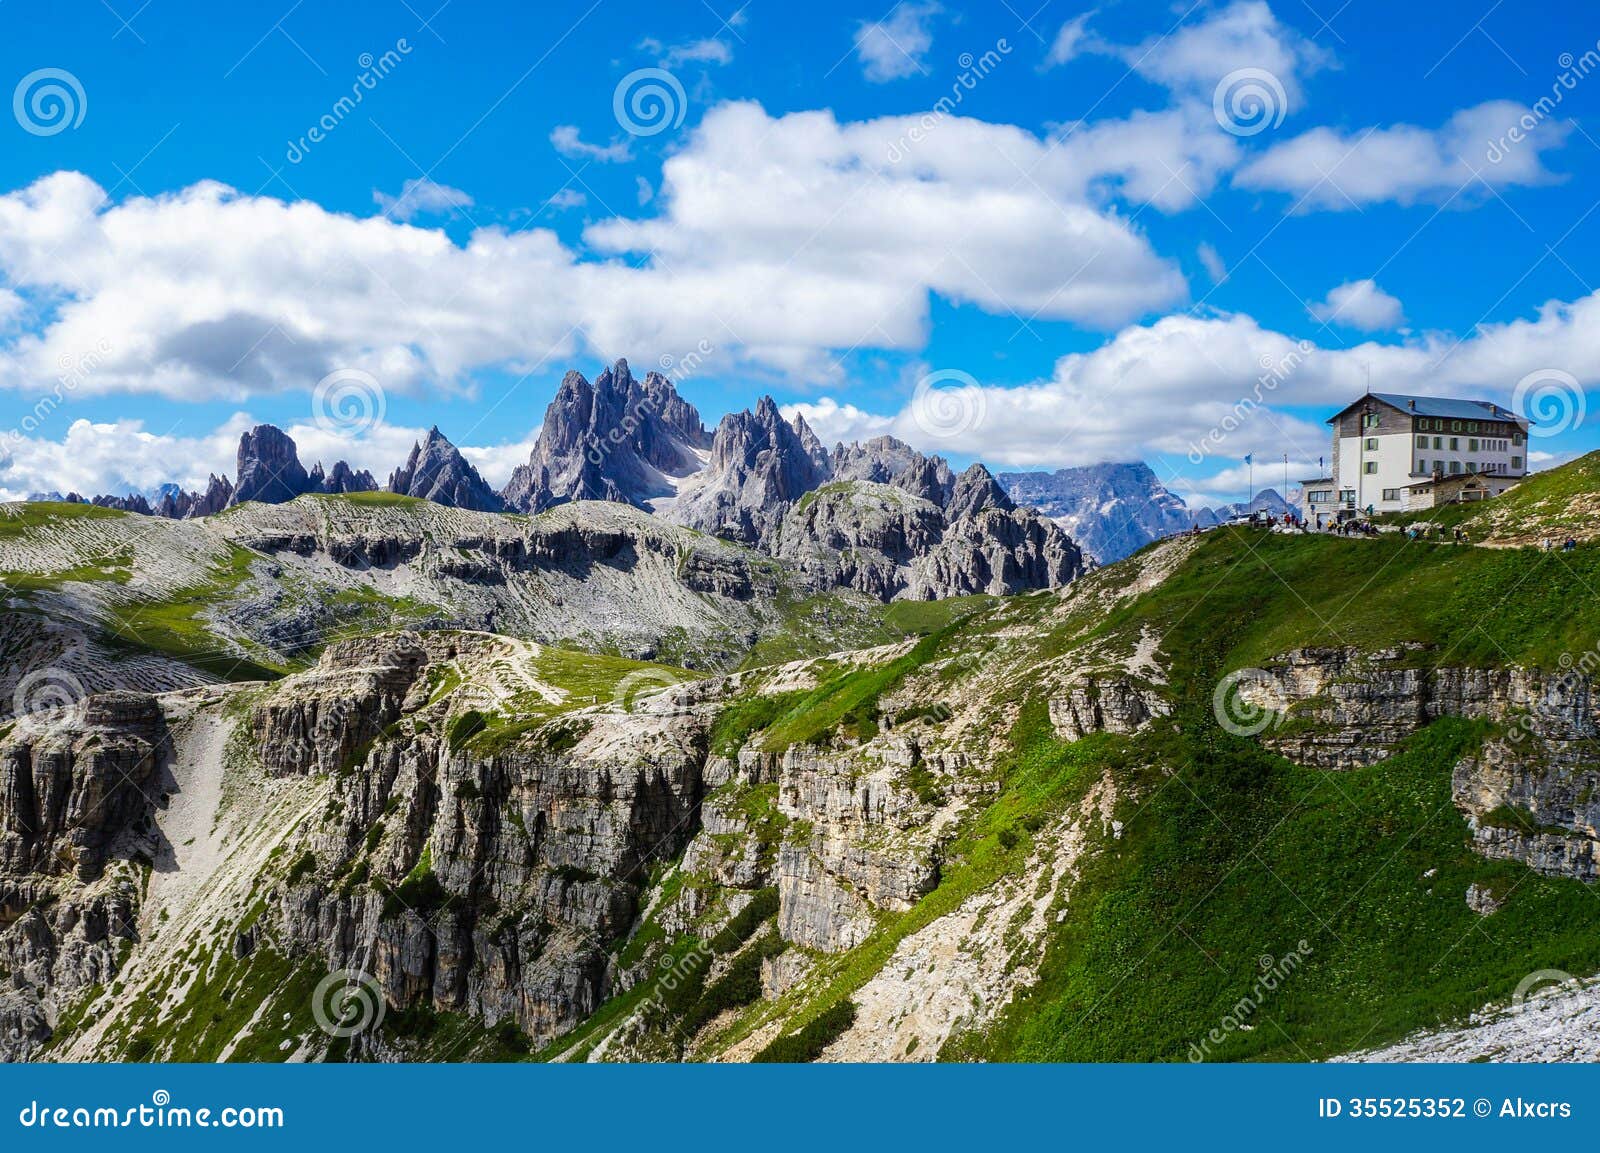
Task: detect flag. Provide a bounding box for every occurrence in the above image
[1243,453,1253,465]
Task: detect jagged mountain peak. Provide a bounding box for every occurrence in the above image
[388,426,503,512]
[501,358,710,514]
[947,462,1014,520]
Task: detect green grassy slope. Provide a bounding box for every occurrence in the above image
[700,526,1600,1061]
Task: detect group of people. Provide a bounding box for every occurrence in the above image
[1540,537,1580,552]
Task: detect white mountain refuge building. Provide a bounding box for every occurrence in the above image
[1324,392,1529,517]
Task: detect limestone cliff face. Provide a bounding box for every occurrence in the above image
[774,740,945,952]
[0,694,167,882]
[1246,646,1600,884]
[250,635,430,777]
[1048,677,1170,741]
[0,695,163,1061]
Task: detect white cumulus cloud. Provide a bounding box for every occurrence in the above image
[854,3,939,82]
[1235,101,1569,209]
[1309,279,1404,330]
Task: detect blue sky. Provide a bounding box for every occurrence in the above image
[1,0,1597,508]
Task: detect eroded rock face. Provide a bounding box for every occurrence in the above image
[903,505,1084,599]
[0,694,167,882]
[264,645,712,1044]
[1049,678,1170,741]
[154,474,234,519]
[250,634,431,776]
[775,741,943,952]
[233,424,313,506]
[772,484,946,600]
[673,397,831,547]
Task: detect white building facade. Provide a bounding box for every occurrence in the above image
[1327,393,1529,517]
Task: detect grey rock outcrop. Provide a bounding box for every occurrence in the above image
[1049,677,1171,741]
[388,427,504,512]
[311,460,378,496]
[154,474,235,519]
[0,693,167,882]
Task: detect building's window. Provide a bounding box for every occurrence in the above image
[1365,414,1380,428]
[1468,438,1478,452]
[1364,437,1379,450]
[1451,421,1460,431]
[1363,462,1378,474]
[1512,456,1523,469]
[1433,436,1442,449]
[1340,489,1355,503]
[1468,422,1479,433]
[1449,437,1459,450]
[1449,461,1461,474]
[1416,435,1427,448]
[1513,433,1524,446]
[1466,461,1476,473]
[1382,488,1400,501]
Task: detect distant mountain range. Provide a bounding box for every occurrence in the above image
[997,463,1292,564]
[26,358,1291,571]
[27,359,1087,604]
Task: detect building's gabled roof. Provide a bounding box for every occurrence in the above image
[1327,392,1527,425]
